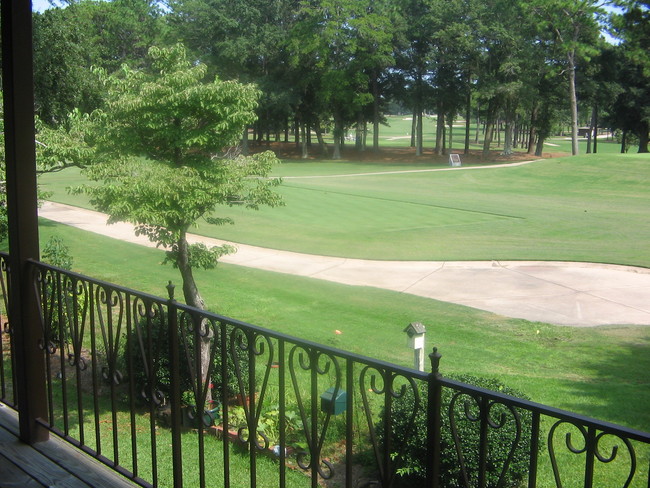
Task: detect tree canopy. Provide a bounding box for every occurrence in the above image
[80,44,283,310]
[29,0,650,156]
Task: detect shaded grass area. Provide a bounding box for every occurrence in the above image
[44,381,311,488]
[27,221,650,435]
[40,154,650,266]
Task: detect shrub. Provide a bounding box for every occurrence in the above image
[378,375,536,488]
[42,235,74,270]
[123,310,249,407]
[40,236,81,349]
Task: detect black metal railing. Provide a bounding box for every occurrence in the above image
[0,254,649,487]
[0,254,16,408]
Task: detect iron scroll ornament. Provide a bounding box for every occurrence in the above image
[548,420,637,488]
[448,390,522,488]
[61,274,89,370]
[289,344,341,480]
[360,365,421,488]
[179,311,218,420]
[232,326,275,451]
[133,297,164,405]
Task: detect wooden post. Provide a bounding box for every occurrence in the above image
[1,0,48,443]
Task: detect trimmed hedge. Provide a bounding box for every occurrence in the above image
[379,375,536,487]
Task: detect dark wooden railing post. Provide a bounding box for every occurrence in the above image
[167,282,183,487]
[427,347,442,488]
[1,0,48,443]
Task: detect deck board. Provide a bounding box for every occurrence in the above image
[0,453,47,487]
[0,404,137,488]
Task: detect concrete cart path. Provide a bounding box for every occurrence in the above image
[39,201,650,327]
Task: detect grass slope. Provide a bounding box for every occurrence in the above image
[40,153,650,266]
[28,221,650,434]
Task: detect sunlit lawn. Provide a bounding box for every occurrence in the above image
[24,220,650,437]
[35,150,650,430]
[41,153,650,267]
[29,148,650,485]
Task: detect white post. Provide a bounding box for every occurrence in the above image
[404,322,426,372]
[415,348,425,372]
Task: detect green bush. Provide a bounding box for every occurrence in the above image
[123,310,249,407]
[40,236,80,349]
[378,375,536,488]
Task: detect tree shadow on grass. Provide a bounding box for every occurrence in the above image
[559,331,650,432]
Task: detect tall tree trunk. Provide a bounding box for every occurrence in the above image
[177,232,212,406]
[474,102,480,144]
[568,51,579,156]
[355,112,364,152]
[503,107,515,155]
[363,120,368,150]
[435,105,445,156]
[416,107,423,156]
[592,106,598,154]
[483,120,495,159]
[513,116,518,148]
[372,74,380,152]
[497,118,501,147]
[482,100,498,158]
[411,108,417,147]
[294,117,300,148]
[314,119,329,157]
[301,123,308,159]
[528,105,538,154]
[638,123,649,153]
[332,112,343,160]
[535,135,545,157]
[464,94,471,154]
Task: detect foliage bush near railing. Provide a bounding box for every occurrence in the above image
[380,375,535,488]
[122,309,249,406]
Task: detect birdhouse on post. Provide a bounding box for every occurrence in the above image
[403,322,426,371]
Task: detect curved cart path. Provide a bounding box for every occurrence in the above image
[40,201,650,327]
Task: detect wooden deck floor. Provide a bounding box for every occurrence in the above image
[0,403,138,488]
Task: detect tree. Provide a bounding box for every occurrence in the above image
[167,0,298,147]
[390,0,437,156]
[605,0,650,152]
[600,47,650,152]
[84,43,283,309]
[529,0,603,155]
[33,0,163,125]
[80,44,283,398]
[289,0,383,159]
[610,0,650,76]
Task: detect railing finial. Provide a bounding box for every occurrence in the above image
[166,280,175,300]
[429,347,442,377]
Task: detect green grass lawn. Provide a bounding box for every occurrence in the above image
[35,152,650,431]
[28,221,650,436]
[30,149,650,485]
[40,153,650,267]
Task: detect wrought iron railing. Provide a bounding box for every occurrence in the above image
[0,254,16,408]
[0,253,649,487]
